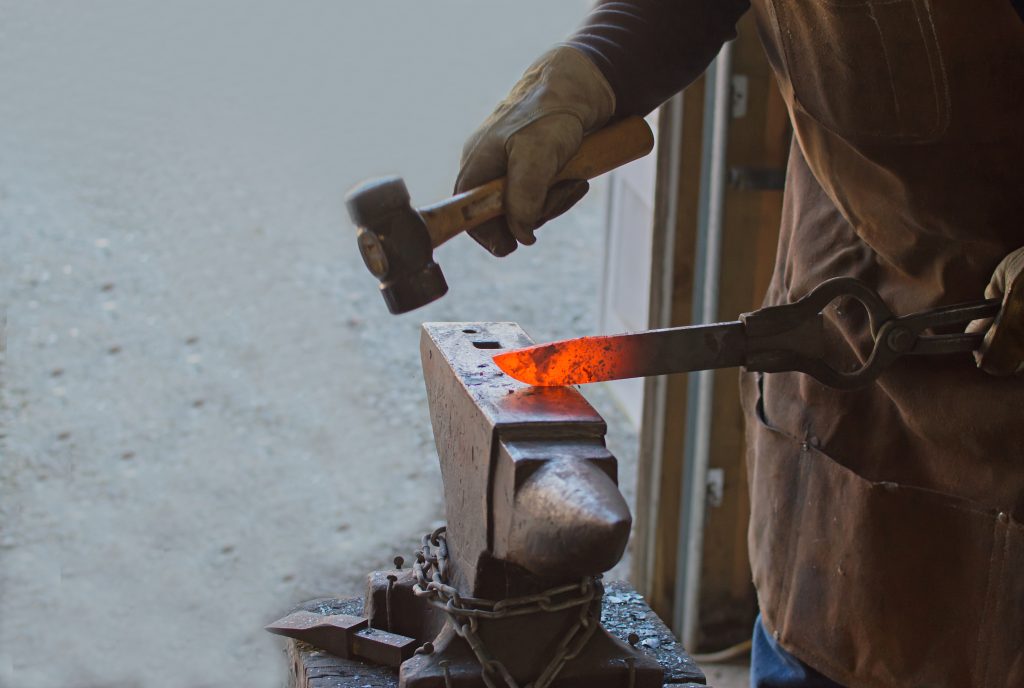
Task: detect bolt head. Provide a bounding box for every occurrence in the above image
[886,326,914,353]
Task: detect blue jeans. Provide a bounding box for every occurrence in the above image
[750,615,845,688]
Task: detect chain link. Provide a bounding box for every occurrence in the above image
[411,526,602,688]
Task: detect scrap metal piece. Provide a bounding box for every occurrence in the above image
[266,611,368,659]
[266,610,417,668]
[352,627,419,667]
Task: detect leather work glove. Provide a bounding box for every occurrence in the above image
[456,46,616,256]
[969,247,1024,375]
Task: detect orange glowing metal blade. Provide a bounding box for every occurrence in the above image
[493,323,749,387]
[493,335,647,386]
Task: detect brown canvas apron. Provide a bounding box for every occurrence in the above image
[743,1,1024,686]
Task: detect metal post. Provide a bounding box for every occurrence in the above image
[636,94,685,593]
[674,42,734,649]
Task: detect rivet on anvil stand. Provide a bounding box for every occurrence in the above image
[268,322,706,688]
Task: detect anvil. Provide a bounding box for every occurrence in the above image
[390,322,663,687]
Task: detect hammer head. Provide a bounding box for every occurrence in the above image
[346,176,448,315]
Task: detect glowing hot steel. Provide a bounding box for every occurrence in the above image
[492,322,750,387]
[493,335,652,387]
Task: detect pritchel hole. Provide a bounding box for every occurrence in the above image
[462,328,478,334]
[472,341,502,350]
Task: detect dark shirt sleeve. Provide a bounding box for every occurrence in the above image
[566,0,750,117]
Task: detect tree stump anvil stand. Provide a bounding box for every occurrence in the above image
[282,583,705,687]
[269,324,707,687]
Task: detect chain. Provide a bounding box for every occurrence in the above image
[411,527,602,688]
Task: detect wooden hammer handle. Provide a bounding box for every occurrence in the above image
[420,116,655,248]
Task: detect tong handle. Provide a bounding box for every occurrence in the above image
[884,298,1002,356]
[743,278,1001,390]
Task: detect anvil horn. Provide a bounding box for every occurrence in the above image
[498,441,630,580]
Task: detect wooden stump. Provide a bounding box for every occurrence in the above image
[278,581,706,687]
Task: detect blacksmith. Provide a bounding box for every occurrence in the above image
[453,2,1024,686]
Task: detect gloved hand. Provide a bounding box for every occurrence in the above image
[456,46,616,256]
[969,247,1024,375]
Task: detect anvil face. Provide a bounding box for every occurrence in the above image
[420,323,632,595]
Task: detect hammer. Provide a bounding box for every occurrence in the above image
[346,116,655,314]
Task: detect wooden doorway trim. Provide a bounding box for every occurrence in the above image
[631,12,790,652]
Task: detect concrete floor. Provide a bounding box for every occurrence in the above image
[0,2,750,687]
[704,661,752,688]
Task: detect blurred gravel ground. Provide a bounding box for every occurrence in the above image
[0,2,661,687]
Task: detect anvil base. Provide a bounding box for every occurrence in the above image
[280,582,706,688]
